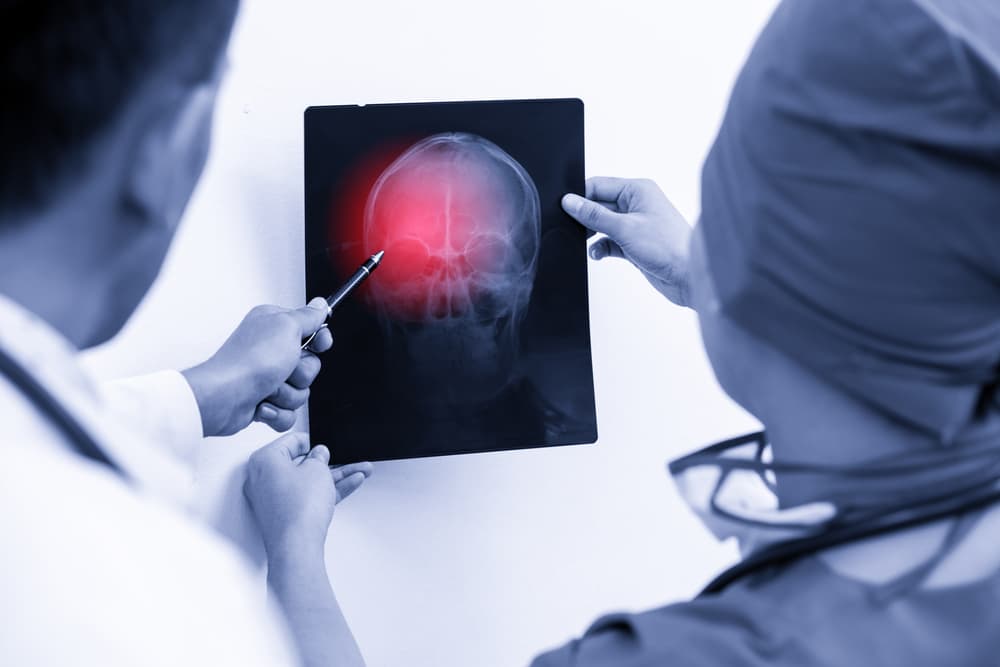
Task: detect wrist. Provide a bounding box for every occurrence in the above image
[671,261,693,309]
[659,229,693,308]
[649,258,691,308]
[182,360,245,437]
[265,531,328,576]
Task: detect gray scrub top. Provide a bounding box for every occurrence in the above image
[531,555,1000,667]
[533,0,1000,663]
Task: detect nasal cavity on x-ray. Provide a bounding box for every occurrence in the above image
[331,133,539,322]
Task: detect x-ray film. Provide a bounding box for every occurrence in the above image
[304,99,597,463]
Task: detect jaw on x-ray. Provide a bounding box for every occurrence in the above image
[363,133,540,407]
[304,99,596,463]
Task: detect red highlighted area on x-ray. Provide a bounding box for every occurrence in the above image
[330,133,540,322]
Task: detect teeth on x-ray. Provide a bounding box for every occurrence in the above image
[362,132,541,324]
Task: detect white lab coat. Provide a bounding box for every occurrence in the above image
[0,294,300,666]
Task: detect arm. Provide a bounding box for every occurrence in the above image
[99,297,334,463]
[195,304,371,666]
[244,433,371,667]
[100,370,205,465]
[266,539,363,667]
[562,178,693,307]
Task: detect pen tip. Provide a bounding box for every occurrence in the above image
[373,250,385,263]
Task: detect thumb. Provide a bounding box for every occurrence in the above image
[562,193,625,236]
[589,237,626,261]
[287,297,330,336]
[305,444,331,466]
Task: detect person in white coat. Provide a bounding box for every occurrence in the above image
[0,3,367,666]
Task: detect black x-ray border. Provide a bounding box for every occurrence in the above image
[304,98,597,463]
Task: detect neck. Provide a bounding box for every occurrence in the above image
[762,366,936,508]
[773,371,1000,589]
[0,208,114,349]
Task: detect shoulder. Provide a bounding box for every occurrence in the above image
[531,554,1000,667]
[529,582,796,667]
[528,557,866,667]
[0,443,298,666]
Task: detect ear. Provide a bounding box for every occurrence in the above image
[124,79,221,231]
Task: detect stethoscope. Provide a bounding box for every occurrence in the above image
[0,344,125,479]
[688,432,1000,595]
[702,482,1000,594]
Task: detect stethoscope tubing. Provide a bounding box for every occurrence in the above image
[0,345,125,479]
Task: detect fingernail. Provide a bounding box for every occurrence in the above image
[259,404,277,420]
[561,193,578,211]
[589,246,600,259]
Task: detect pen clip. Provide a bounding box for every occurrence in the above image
[301,323,329,351]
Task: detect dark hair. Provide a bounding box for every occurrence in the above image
[0,1,239,218]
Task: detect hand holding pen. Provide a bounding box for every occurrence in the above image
[182,251,385,435]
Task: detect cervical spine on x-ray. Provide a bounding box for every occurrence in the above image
[362,133,541,324]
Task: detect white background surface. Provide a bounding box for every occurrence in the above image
[83,2,776,665]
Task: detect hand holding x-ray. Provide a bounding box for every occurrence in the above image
[563,177,693,307]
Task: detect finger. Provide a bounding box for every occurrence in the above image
[562,193,626,237]
[588,177,665,214]
[308,325,333,354]
[334,472,367,503]
[259,431,310,460]
[255,403,298,432]
[586,176,634,204]
[305,444,331,466]
[331,461,374,482]
[249,304,283,317]
[287,353,322,389]
[285,297,330,337]
[589,237,627,261]
[267,383,310,410]
[300,324,327,352]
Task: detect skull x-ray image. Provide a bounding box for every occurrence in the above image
[365,133,540,407]
[305,99,596,463]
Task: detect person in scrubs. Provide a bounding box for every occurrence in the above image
[531,1,1000,664]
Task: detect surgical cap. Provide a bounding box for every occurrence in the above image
[700,0,1000,443]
